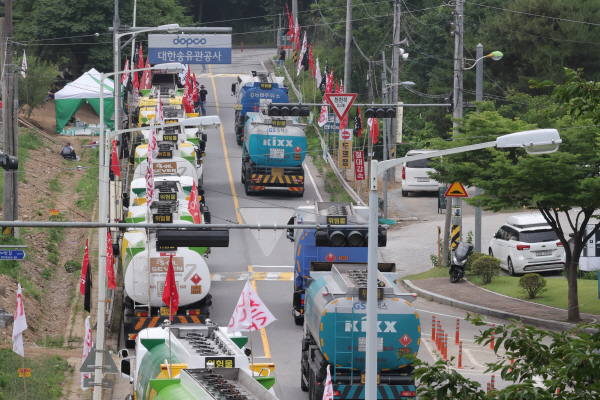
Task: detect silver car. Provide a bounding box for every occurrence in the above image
[401,149,440,197]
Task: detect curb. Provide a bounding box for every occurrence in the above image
[402,279,596,334]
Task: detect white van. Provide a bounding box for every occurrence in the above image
[401,149,440,197]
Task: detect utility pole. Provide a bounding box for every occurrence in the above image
[442,0,464,266]
[2,0,17,235]
[381,51,388,219]
[367,57,374,205]
[292,0,298,31]
[278,13,282,52]
[343,0,352,93]
[474,43,483,253]
[0,17,3,148]
[389,0,400,170]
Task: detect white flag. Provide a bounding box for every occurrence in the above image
[146,143,155,207]
[81,316,92,391]
[148,119,158,159]
[297,32,308,76]
[322,365,333,400]
[315,58,322,88]
[12,283,28,357]
[179,64,189,84]
[21,50,27,78]
[227,280,276,333]
[155,90,164,125]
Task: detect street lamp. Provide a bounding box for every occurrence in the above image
[464,51,503,70]
[363,128,562,398]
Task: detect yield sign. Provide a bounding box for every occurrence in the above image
[444,182,468,198]
[324,93,357,121]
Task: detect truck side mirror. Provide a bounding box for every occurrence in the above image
[231,83,236,96]
[120,359,131,379]
[286,216,295,242]
[293,291,302,310]
[118,349,129,359]
[122,193,130,208]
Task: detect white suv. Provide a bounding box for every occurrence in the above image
[401,149,440,197]
[488,214,565,276]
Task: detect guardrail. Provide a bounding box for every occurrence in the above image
[278,61,366,206]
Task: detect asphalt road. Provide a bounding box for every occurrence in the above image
[190,49,518,399]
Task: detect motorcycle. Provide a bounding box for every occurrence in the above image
[449,242,474,283]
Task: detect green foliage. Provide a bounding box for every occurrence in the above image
[465,230,473,244]
[48,178,61,193]
[411,315,600,399]
[465,252,485,273]
[430,239,449,269]
[37,335,64,348]
[74,148,99,211]
[579,271,598,281]
[518,273,547,299]
[18,58,59,118]
[19,130,44,150]
[41,268,53,280]
[471,255,500,284]
[64,260,80,273]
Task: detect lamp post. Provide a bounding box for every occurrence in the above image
[363,129,562,399]
[93,60,183,399]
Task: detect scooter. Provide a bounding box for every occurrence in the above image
[449,242,474,283]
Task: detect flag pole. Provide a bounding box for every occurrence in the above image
[168,297,172,379]
[22,354,27,399]
[249,328,254,376]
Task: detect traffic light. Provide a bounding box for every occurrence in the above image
[0,152,17,170]
[364,106,396,119]
[268,104,310,117]
[156,229,229,248]
[315,227,387,247]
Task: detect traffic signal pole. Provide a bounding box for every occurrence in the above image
[344,0,352,93]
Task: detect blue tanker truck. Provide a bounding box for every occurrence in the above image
[287,202,389,324]
[240,102,308,196]
[231,71,289,145]
[300,262,420,399]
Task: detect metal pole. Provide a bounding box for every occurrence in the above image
[292,0,298,33]
[443,0,464,266]
[365,160,379,399]
[13,58,18,238]
[93,75,107,400]
[475,43,483,253]
[278,13,282,53]
[344,0,352,93]
[2,1,14,230]
[390,0,400,163]
[367,57,374,200]
[381,64,388,220]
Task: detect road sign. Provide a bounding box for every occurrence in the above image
[445,182,468,197]
[18,368,31,377]
[80,344,119,374]
[339,128,352,141]
[148,34,232,64]
[239,208,295,257]
[324,93,357,121]
[0,250,25,260]
[354,151,365,181]
[339,140,352,169]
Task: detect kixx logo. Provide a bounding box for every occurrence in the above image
[345,317,397,333]
[262,137,294,147]
[172,36,208,47]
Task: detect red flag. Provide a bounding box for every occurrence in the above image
[162,254,180,321]
[140,57,151,90]
[106,231,117,290]
[182,69,194,113]
[121,58,129,85]
[192,73,198,102]
[111,139,121,177]
[308,44,315,77]
[357,106,364,137]
[79,239,89,295]
[138,42,144,69]
[294,20,300,53]
[327,68,334,93]
[188,180,202,224]
[370,118,380,144]
[335,80,339,94]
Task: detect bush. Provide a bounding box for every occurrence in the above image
[41,268,52,280]
[518,273,548,299]
[466,252,485,273]
[471,255,501,284]
[64,260,80,273]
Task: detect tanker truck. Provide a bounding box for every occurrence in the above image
[231,71,289,145]
[241,102,308,196]
[118,324,278,399]
[287,202,388,325]
[300,263,419,399]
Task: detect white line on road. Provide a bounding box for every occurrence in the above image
[251,265,295,268]
[303,161,322,202]
[265,272,280,280]
[419,335,440,362]
[465,349,484,368]
[261,62,268,73]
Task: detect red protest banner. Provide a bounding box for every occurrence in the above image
[354,151,365,181]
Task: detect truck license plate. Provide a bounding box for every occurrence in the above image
[160,307,170,316]
[361,374,380,384]
[537,250,552,256]
[417,177,430,182]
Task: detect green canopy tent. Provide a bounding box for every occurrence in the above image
[54,68,124,133]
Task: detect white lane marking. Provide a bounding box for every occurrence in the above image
[419,334,440,361]
[465,349,483,368]
[252,265,294,268]
[265,272,280,280]
[238,271,254,281]
[303,161,322,202]
[212,274,224,281]
[416,307,505,327]
[261,62,268,73]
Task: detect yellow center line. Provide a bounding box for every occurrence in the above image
[247,265,272,358]
[209,65,242,224]
[209,65,272,359]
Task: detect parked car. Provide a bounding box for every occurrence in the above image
[401,149,440,197]
[488,214,565,276]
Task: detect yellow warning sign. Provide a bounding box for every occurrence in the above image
[50,209,59,216]
[444,182,468,198]
[18,368,31,377]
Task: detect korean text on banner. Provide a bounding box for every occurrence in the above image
[148,34,232,64]
[354,151,365,181]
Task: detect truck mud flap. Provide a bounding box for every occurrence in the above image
[333,384,416,399]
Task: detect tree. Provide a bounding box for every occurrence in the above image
[18,57,59,118]
[429,98,600,322]
[411,315,600,399]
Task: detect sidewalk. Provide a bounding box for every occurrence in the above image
[404,277,598,332]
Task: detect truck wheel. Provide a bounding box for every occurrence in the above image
[294,315,304,326]
[241,166,246,183]
[300,370,308,392]
[309,372,316,400]
[245,182,254,196]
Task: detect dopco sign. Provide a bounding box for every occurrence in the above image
[148,34,232,64]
